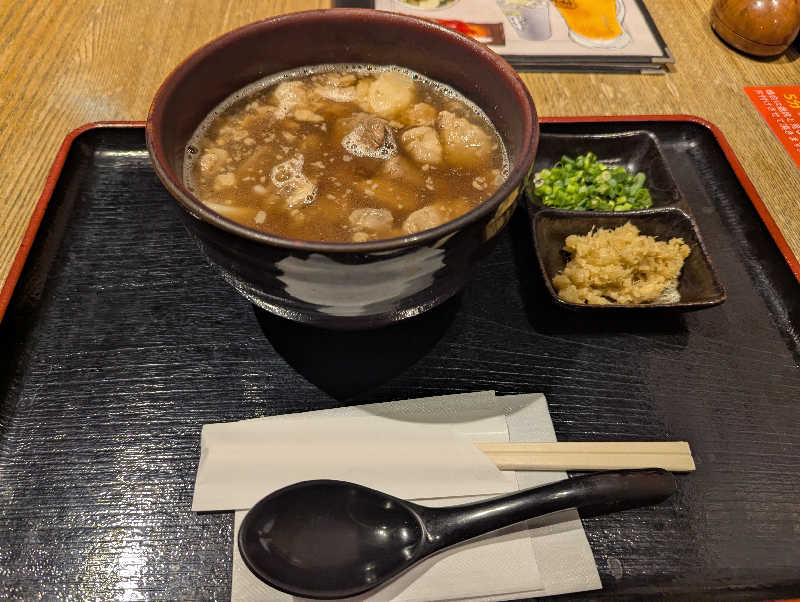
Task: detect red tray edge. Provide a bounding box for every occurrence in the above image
[1,115,798,325]
[0,121,146,323]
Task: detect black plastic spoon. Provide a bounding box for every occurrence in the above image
[238,469,675,599]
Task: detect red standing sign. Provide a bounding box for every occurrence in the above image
[745,85,800,171]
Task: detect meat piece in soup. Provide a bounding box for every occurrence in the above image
[185,65,508,243]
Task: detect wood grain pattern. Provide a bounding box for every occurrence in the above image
[1,0,799,294]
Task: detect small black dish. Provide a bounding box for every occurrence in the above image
[532,208,727,311]
[525,130,682,214]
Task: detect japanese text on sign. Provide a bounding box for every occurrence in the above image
[744,86,800,170]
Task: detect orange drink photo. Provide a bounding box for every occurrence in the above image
[552,0,631,48]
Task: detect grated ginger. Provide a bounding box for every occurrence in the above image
[552,222,690,305]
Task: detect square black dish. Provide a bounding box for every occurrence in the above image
[525,130,683,212]
[533,208,727,310]
[0,120,799,600]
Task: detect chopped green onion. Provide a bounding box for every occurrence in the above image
[524,152,653,212]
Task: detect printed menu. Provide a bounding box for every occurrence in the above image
[336,0,673,73]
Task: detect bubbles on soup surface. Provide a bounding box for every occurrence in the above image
[185,64,508,243]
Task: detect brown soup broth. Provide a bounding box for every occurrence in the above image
[184,64,508,243]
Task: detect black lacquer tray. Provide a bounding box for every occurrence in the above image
[1,119,798,601]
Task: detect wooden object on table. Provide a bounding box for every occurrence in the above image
[711,0,800,56]
[476,441,696,472]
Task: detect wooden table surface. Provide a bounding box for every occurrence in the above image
[1,0,799,296]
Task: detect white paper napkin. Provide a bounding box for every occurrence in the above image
[195,391,601,600]
[193,416,517,511]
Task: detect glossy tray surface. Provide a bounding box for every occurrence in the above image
[0,122,798,600]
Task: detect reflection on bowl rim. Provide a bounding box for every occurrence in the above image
[146,8,538,255]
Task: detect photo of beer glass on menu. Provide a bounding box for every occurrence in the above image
[366,0,670,72]
[552,0,632,48]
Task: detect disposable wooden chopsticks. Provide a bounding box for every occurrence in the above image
[475,441,695,472]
